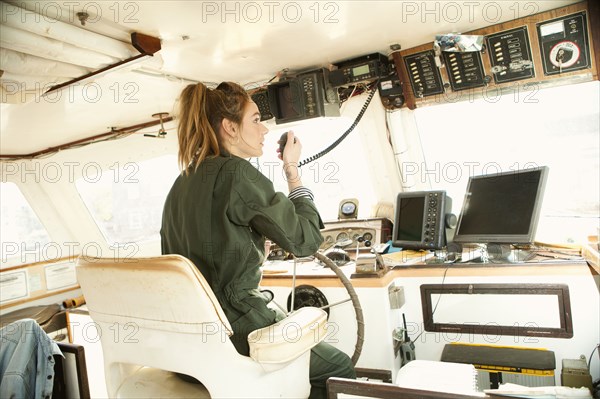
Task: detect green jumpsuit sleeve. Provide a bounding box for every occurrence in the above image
[226,161,324,257]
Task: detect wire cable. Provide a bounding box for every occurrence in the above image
[298,80,379,167]
[589,343,599,370]
[410,264,451,343]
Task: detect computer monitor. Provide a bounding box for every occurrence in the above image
[453,166,549,248]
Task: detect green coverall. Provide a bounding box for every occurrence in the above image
[161,155,356,398]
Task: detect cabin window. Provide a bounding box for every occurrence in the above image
[258,99,379,221]
[411,80,599,244]
[421,283,573,339]
[75,155,179,246]
[0,182,52,266]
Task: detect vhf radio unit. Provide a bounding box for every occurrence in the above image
[329,53,391,88]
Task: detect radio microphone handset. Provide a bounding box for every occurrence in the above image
[278,131,297,158]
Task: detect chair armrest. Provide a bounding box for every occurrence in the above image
[248,307,327,364]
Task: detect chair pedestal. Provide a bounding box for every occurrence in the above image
[117,368,210,399]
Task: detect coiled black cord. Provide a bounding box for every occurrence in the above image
[298,80,379,167]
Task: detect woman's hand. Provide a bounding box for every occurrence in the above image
[277,131,303,191]
[278,131,301,164]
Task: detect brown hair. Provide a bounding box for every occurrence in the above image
[176,82,250,173]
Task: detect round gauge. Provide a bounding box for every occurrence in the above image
[338,198,359,219]
[336,232,349,241]
[363,232,373,241]
[549,41,580,68]
[325,235,334,244]
[341,202,356,216]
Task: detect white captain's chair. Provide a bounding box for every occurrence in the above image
[76,255,327,398]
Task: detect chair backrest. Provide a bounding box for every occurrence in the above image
[76,255,232,335]
[76,255,316,399]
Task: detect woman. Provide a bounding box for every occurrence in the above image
[160,82,355,398]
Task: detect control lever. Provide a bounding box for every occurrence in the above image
[321,238,353,267]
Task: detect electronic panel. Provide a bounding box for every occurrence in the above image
[320,218,393,251]
[537,11,591,76]
[329,53,391,87]
[378,70,404,109]
[250,89,273,121]
[487,26,535,84]
[392,191,452,250]
[267,69,339,125]
[404,50,444,98]
[443,52,486,91]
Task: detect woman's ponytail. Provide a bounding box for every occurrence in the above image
[176,83,221,173]
[175,81,250,173]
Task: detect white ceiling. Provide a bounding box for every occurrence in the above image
[0,0,579,156]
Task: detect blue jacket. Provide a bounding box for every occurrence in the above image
[0,318,62,399]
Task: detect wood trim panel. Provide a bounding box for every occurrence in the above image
[1,256,80,310]
[260,260,590,288]
[2,255,78,272]
[55,342,91,399]
[589,0,600,79]
[355,367,393,383]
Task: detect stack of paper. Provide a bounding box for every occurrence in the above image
[395,360,483,396]
[484,383,592,398]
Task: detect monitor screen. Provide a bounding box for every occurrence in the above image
[453,166,549,244]
[396,197,425,242]
[276,83,300,120]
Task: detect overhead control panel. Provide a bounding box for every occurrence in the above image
[537,11,591,76]
[393,2,596,110]
[404,50,444,97]
[487,26,535,84]
[443,51,486,91]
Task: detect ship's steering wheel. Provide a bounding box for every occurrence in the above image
[308,252,364,365]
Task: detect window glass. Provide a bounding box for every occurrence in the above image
[75,155,180,245]
[257,114,377,221]
[1,182,52,265]
[413,81,599,244]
